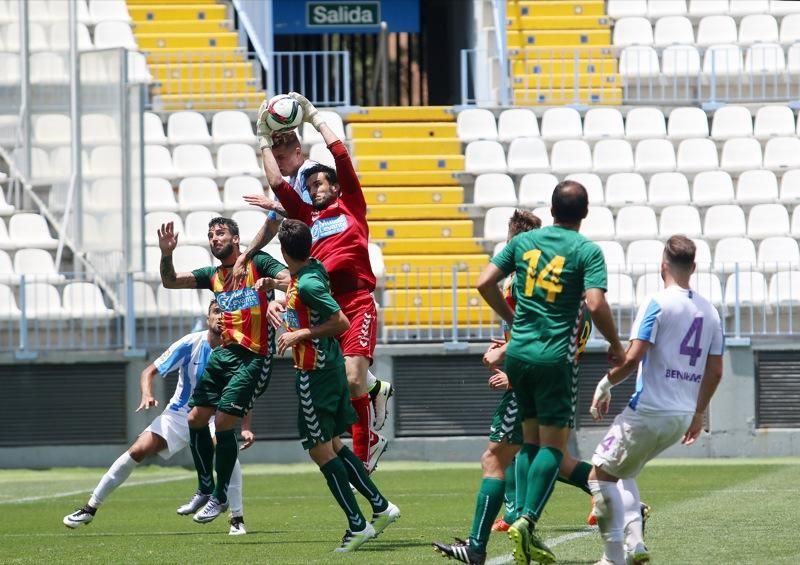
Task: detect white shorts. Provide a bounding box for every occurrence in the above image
[591,407,692,479]
[143,409,190,460]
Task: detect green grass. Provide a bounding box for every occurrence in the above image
[1,459,799,564]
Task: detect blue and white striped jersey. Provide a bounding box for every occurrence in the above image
[153,331,212,414]
[267,159,315,220]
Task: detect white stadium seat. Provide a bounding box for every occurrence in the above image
[754,105,795,139]
[23,283,69,320]
[593,139,634,174]
[704,204,746,239]
[172,144,217,178]
[772,0,800,15]
[456,108,498,142]
[612,17,654,47]
[690,272,723,306]
[144,145,177,178]
[82,114,119,145]
[793,205,800,236]
[144,212,183,246]
[49,22,93,51]
[0,250,17,285]
[33,114,71,147]
[464,141,506,174]
[739,14,779,44]
[654,16,695,46]
[744,43,786,74]
[531,206,554,227]
[63,282,114,320]
[497,108,539,142]
[0,54,19,86]
[0,218,14,250]
[0,284,20,320]
[484,207,516,242]
[619,46,661,78]
[518,173,558,207]
[635,139,676,173]
[232,211,268,246]
[648,172,690,208]
[780,170,800,205]
[615,205,658,241]
[177,177,223,212]
[729,0,769,16]
[564,173,605,205]
[551,140,592,174]
[720,138,763,173]
[581,206,615,240]
[689,0,729,17]
[14,249,65,284]
[702,44,743,77]
[692,238,714,272]
[87,178,122,212]
[605,173,647,207]
[128,51,153,84]
[780,14,800,44]
[506,137,549,174]
[308,143,336,169]
[89,145,122,178]
[144,113,167,146]
[368,242,384,278]
[541,107,582,141]
[131,281,159,316]
[667,107,708,140]
[583,108,625,140]
[768,270,800,306]
[167,111,211,146]
[758,237,800,272]
[156,286,202,316]
[625,107,667,139]
[661,45,701,77]
[606,273,636,308]
[216,144,262,177]
[300,111,346,145]
[748,204,790,239]
[608,0,647,18]
[764,137,800,170]
[145,177,179,212]
[596,240,626,272]
[737,170,778,204]
[211,111,255,145]
[650,0,688,17]
[89,0,132,23]
[714,237,757,273]
[660,205,702,238]
[30,52,68,84]
[182,211,218,246]
[224,176,267,213]
[677,138,719,173]
[9,213,57,249]
[628,239,667,275]
[473,174,517,206]
[692,170,734,206]
[171,245,212,274]
[696,15,737,46]
[636,273,665,305]
[4,22,48,51]
[724,271,768,307]
[711,106,753,140]
[0,190,14,216]
[93,21,137,50]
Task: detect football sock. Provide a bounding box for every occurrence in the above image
[558,460,592,495]
[514,443,539,518]
[619,478,644,549]
[189,427,215,495]
[228,458,244,518]
[366,370,378,391]
[350,393,372,463]
[337,445,389,513]
[502,457,517,523]
[468,477,505,553]
[589,479,626,565]
[212,429,238,504]
[320,457,367,532]
[88,451,138,508]
[523,446,563,522]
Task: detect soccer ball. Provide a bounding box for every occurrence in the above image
[264,94,304,132]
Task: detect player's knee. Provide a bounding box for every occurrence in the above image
[480,446,505,478]
[187,409,209,429]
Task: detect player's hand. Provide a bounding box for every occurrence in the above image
[243,193,282,212]
[288,91,325,130]
[681,412,704,445]
[256,99,274,150]
[136,395,158,412]
[277,329,310,355]
[156,222,178,255]
[240,430,255,450]
[590,375,613,421]
[483,338,506,369]
[231,254,250,287]
[254,277,276,292]
[267,300,287,329]
[488,369,510,390]
[607,343,626,367]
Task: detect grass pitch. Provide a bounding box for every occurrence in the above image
[1,459,799,564]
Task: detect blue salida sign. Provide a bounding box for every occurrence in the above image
[273,0,420,34]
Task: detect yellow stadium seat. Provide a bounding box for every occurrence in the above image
[508,1,605,18]
[512,73,620,88]
[509,46,613,60]
[512,58,617,75]
[143,48,245,64]
[373,238,485,255]
[384,288,485,309]
[509,15,611,30]
[362,187,463,205]
[343,106,455,122]
[153,92,266,112]
[150,78,260,96]
[347,123,457,140]
[383,254,488,271]
[382,307,497,326]
[128,5,226,21]
[133,20,233,34]
[385,270,479,289]
[370,220,473,239]
[356,156,464,172]
[512,87,623,105]
[366,204,468,220]
[149,62,256,81]
[351,139,462,157]
[358,171,460,187]
[128,0,216,4]
[135,32,239,49]
[507,29,611,48]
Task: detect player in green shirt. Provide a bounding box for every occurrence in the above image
[477,181,625,565]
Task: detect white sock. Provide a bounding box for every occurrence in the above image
[228,458,244,518]
[366,370,378,390]
[619,478,644,551]
[88,452,138,508]
[588,479,626,565]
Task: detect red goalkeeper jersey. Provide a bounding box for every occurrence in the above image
[271,140,376,296]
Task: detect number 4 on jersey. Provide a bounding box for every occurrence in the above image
[680,318,704,366]
[522,249,565,302]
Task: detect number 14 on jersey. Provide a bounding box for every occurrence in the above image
[522,249,565,302]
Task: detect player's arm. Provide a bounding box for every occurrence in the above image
[477,263,515,326]
[277,309,349,355]
[157,222,198,289]
[585,287,625,362]
[136,363,160,412]
[483,338,508,369]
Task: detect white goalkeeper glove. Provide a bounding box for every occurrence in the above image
[256,99,273,150]
[590,374,614,420]
[288,91,326,131]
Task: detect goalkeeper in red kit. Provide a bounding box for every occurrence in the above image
[249,92,388,472]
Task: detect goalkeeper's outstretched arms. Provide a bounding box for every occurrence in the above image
[288,91,340,146]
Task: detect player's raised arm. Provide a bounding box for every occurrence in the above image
[157,222,198,289]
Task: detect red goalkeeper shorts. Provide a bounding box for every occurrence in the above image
[335,289,378,362]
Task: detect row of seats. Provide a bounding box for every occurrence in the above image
[0,0,130,25]
[0,281,116,321]
[464,137,800,175]
[0,213,56,249]
[456,106,800,143]
[0,21,136,51]
[143,210,269,247]
[0,247,66,284]
[473,170,800,208]
[484,204,800,243]
[0,51,151,84]
[608,0,800,19]
[614,14,800,46]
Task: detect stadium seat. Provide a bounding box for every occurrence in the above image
[33,114,70,147]
[0,284,20,320]
[705,204,746,239]
[181,211,218,246]
[0,190,14,216]
[661,44,701,77]
[627,239,666,275]
[77,51,112,84]
[592,140,634,173]
[564,173,605,205]
[87,178,122,212]
[605,173,647,207]
[14,249,65,284]
[714,237,757,273]
[583,108,625,140]
[211,111,255,145]
[62,282,114,320]
[473,174,517,206]
[764,137,800,170]
[93,21,137,50]
[171,245,213,274]
[144,113,167,146]
[720,138,762,173]
[780,14,800,43]
[660,205,702,238]
[484,207,516,242]
[144,145,177,178]
[606,273,635,308]
[596,240,626,273]
[506,137,549,174]
[456,108,498,142]
[49,22,93,51]
[82,114,118,145]
[308,143,336,169]
[22,282,69,320]
[131,281,159,317]
[144,212,183,246]
[89,145,122,178]
[779,170,800,205]
[654,16,695,46]
[649,0,688,17]
[0,250,16,285]
[551,140,592,174]
[648,172,690,208]
[541,108,582,141]
[167,112,211,146]
[608,0,647,18]
[223,176,265,212]
[744,43,786,74]
[581,206,615,240]
[692,238,713,271]
[464,141,506,174]
[216,144,262,177]
[689,0,730,17]
[702,44,743,77]
[612,17,654,47]
[724,271,768,307]
[667,106,708,140]
[692,170,734,205]
[625,107,667,139]
[0,218,13,250]
[50,146,91,181]
[29,52,68,84]
[129,52,153,84]
[711,106,753,140]
[300,112,346,144]
[4,22,48,51]
[89,0,131,23]
[497,108,539,142]
[367,242,384,278]
[619,46,661,78]
[772,0,800,15]
[729,0,769,16]
[9,213,57,249]
[177,177,223,213]
[690,272,723,306]
[739,14,779,44]
[737,170,778,204]
[754,105,794,139]
[144,177,178,212]
[635,139,676,173]
[696,15,737,46]
[758,237,800,272]
[616,205,658,241]
[748,204,790,239]
[768,271,800,306]
[518,173,558,207]
[172,145,217,178]
[231,211,266,246]
[677,138,719,173]
[793,205,800,236]
[156,286,202,316]
[636,273,665,305]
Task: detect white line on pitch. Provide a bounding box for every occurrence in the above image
[0,475,192,505]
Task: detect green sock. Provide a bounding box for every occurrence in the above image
[212,429,238,503]
[189,427,215,495]
[337,445,389,513]
[515,443,539,519]
[320,457,367,532]
[502,457,517,523]
[523,446,563,522]
[558,460,592,495]
[468,477,505,553]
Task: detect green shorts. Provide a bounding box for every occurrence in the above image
[189,344,272,418]
[488,390,523,445]
[296,363,357,450]
[504,354,580,428]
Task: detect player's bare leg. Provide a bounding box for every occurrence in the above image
[345,355,387,472]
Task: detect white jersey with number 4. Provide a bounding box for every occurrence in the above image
[627,285,723,416]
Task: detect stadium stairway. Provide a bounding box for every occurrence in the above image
[343,106,492,333]
[127,0,265,111]
[506,0,622,105]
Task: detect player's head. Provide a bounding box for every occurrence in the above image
[278,218,312,263]
[662,234,696,282]
[551,180,589,226]
[270,130,304,177]
[207,217,240,261]
[507,209,541,241]
[304,164,340,210]
[207,299,223,335]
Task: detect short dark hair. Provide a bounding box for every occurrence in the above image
[208,299,218,314]
[208,217,239,237]
[304,163,337,186]
[508,209,541,237]
[271,130,301,150]
[278,218,312,261]
[551,180,589,224]
[663,235,696,271]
